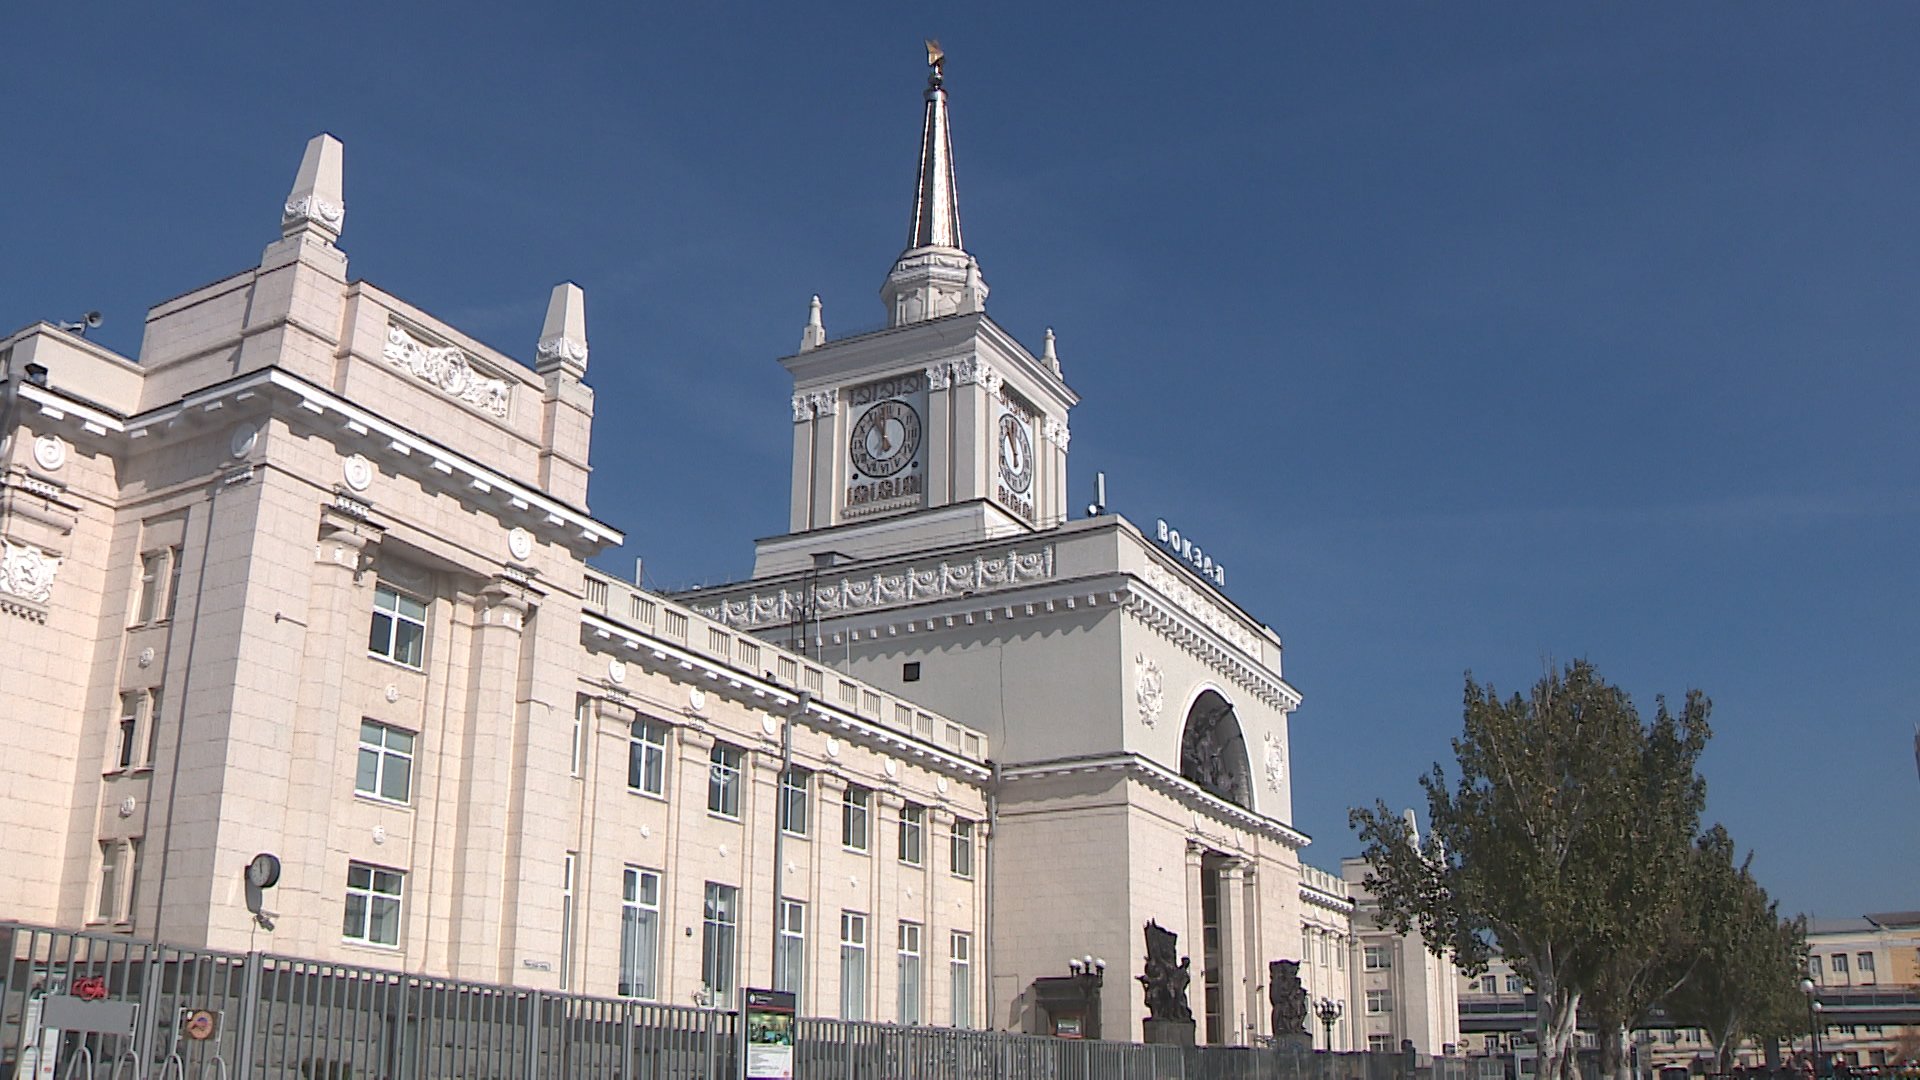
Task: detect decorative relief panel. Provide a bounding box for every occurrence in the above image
[924,363,952,391]
[692,544,1055,630]
[382,323,511,418]
[791,389,840,422]
[1135,653,1164,727]
[1142,562,1260,656]
[283,195,345,233]
[535,336,588,368]
[0,540,61,606]
[1263,730,1286,792]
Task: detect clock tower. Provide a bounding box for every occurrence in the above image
[756,46,1077,577]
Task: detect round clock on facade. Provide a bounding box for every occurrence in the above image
[246,852,282,889]
[849,399,922,478]
[997,412,1034,494]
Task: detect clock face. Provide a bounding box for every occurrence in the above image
[849,399,922,478]
[843,374,928,516]
[997,412,1034,494]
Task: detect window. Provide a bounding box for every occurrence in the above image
[1832,953,1849,978]
[628,719,667,797]
[950,931,973,1028]
[96,842,122,922]
[1506,975,1525,993]
[571,695,588,778]
[144,689,164,766]
[1320,934,1330,966]
[1481,976,1497,994]
[1364,945,1392,971]
[840,912,868,1020]
[776,900,806,1007]
[899,803,925,866]
[1858,952,1875,983]
[368,585,427,668]
[903,661,921,682]
[843,786,871,851]
[355,721,415,804]
[702,882,738,997]
[1366,989,1393,1014]
[950,819,975,879]
[1336,938,1345,970]
[620,867,661,998]
[1369,1034,1392,1053]
[707,743,742,819]
[1302,929,1313,965]
[559,853,576,991]
[897,922,923,1025]
[343,863,403,946]
[134,548,181,625]
[116,692,141,770]
[1809,956,1824,982]
[780,768,811,837]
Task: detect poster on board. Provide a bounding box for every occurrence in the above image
[743,988,796,1080]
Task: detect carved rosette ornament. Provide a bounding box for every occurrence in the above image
[382,323,512,418]
[535,336,588,369]
[0,540,62,606]
[282,196,345,234]
[1263,730,1285,792]
[1135,653,1165,727]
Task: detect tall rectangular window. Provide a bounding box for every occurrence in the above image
[780,768,811,837]
[570,695,588,778]
[840,912,868,1020]
[702,882,739,998]
[1364,945,1392,971]
[1366,988,1393,1014]
[898,803,925,866]
[1858,952,1875,983]
[950,819,974,879]
[628,719,667,797]
[620,867,661,999]
[1809,955,1824,983]
[776,899,806,1008]
[343,862,404,947]
[162,547,183,621]
[144,689,164,767]
[1832,954,1849,979]
[897,921,923,1025]
[1506,974,1524,993]
[96,842,121,922]
[134,550,169,625]
[950,931,973,1028]
[355,721,415,804]
[559,853,576,991]
[842,786,871,851]
[368,585,427,669]
[707,744,742,819]
[116,692,141,770]
[1302,929,1313,965]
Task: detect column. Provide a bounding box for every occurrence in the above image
[669,724,717,1001]
[1217,858,1246,1043]
[875,791,905,1022]
[807,390,840,529]
[789,395,815,532]
[449,576,531,980]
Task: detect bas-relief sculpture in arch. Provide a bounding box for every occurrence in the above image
[1177,683,1255,812]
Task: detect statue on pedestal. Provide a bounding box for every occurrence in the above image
[1269,959,1310,1040]
[1139,920,1195,1044]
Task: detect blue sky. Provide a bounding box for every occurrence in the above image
[7,4,1915,920]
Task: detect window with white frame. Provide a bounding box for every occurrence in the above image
[1320,933,1330,966]
[843,786,871,851]
[355,721,415,804]
[1809,955,1824,982]
[571,695,588,778]
[1832,954,1849,978]
[780,768,811,837]
[1364,945,1392,971]
[1336,938,1345,970]
[702,882,739,997]
[897,921,923,1025]
[1366,988,1393,1014]
[144,688,164,766]
[1506,975,1524,993]
[343,862,404,946]
[1858,952,1875,983]
[95,841,126,922]
[898,803,925,866]
[620,867,661,998]
[628,719,668,797]
[368,585,427,669]
[134,547,182,625]
[776,900,806,1007]
[950,931,973,1028]
[1369,1034,1392,1053]
[559,853,576,991]
[950,819,975,879]
[1302,929,1313,965]
[1481,976,1497,994]
[840,911,868,1020]
[116,692,141,770]
[707,743,742,819]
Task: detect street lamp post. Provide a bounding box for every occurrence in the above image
[1800,978,1822,1078]
[1067,955,1107,1040]
[1315,997,1345,1050]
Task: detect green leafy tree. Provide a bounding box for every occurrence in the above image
[1662,827,1808,1070]
[1351,661,1711,1080]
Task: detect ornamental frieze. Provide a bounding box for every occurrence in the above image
[382,322,512,418]
[1141,561,1260,656]
[692,545,1055,629]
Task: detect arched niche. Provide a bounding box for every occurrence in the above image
[1179,688,1253,809]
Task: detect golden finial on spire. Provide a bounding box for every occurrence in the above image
[925,39,945,85]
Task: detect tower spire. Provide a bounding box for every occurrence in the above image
[881,41,988,326]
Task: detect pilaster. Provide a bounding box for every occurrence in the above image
[448,577,530,980]
[1217,858,1246,1043]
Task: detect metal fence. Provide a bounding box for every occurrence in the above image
[0,922,1474,1080]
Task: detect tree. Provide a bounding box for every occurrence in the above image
[1662,827,1808,1070]
[1351,661,1711,1080]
